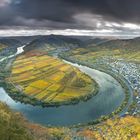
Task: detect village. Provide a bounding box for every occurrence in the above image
[97,57,140,115]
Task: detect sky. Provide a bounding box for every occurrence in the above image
[0,0,140,37]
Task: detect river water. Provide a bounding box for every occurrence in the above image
[0,45,132,126]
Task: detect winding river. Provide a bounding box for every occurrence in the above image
[0,45,133,126]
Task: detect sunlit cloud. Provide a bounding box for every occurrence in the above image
[0,28,139,39]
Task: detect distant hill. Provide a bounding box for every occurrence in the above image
[0,39,22,57]
[24,35,83,52]
[0,38,21,48]
[88,37,140,52]
[85,38,109,46]
[2,36,41,44]
[1,35,140,53]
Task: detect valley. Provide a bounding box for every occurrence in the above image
[0,35,139,139]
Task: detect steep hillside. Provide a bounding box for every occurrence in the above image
[0,101,140,140]
[0,102,34,140]
[0,39,22,58]
[0,39,21,48]
[24,35,83,53]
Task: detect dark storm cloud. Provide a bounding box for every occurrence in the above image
[0,0,140,28]
[12,0,75,22]
[63,0,140,23]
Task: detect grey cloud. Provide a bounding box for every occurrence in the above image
[0,0,140,30]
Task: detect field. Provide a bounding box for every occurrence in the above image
[8,50,96,105]
[63,38,140,64]
[65,47,140,64]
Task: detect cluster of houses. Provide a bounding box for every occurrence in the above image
[97,57,140,115]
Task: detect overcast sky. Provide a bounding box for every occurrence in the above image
[0,0,140,37]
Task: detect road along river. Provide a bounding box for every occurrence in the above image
[0,45,132,126]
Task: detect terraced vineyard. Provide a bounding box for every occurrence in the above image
[62,38,140,64]
[63,47,140,64]
[8,50,97,106]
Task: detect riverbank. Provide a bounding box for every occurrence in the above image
[1,55,99,108]
[59,54,132,126]
[1,100,140,140]
[2,81,99,108]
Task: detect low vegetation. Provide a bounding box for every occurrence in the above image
[0,43,7,52]
[0,102,33,140]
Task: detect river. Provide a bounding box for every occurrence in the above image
[0,45,132,126]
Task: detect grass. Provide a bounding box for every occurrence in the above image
[7,50,97,106]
